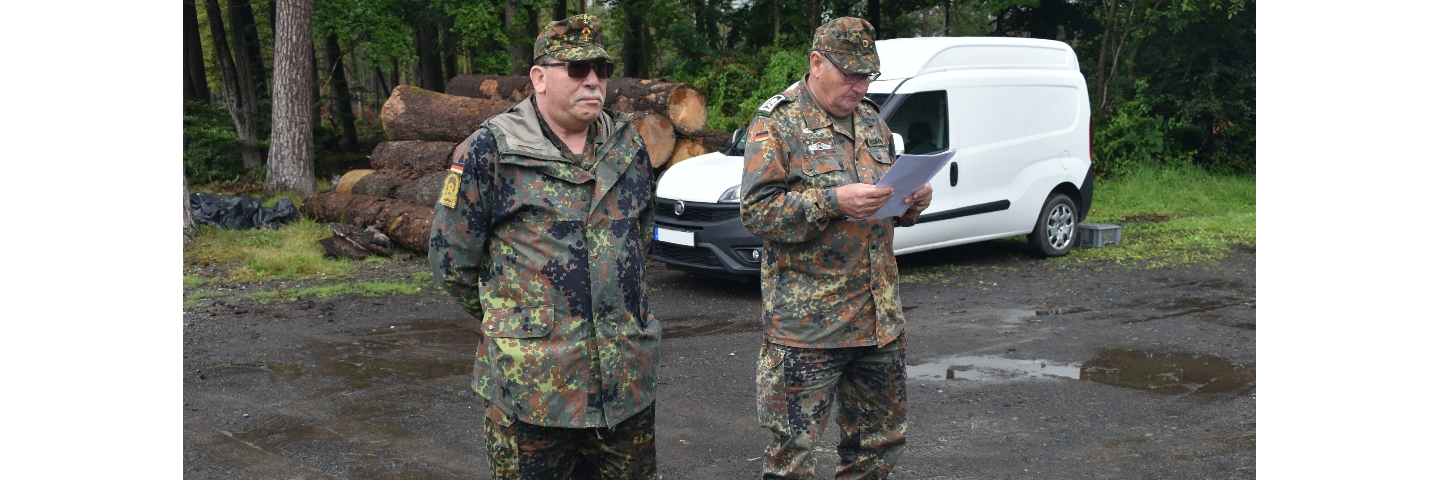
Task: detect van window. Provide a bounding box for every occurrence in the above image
[884,90,947,155]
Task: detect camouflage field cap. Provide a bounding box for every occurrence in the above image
[534,14,611,62]
[812,17,879,74]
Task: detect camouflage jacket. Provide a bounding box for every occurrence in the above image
[428,97,659,428]
[739,78,911,349]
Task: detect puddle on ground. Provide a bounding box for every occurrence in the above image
[910,348,1254,395]
[1085,295,1252,325]
[909,356,1081,381]
[303,320,479,389]
[1082,348,1254,394]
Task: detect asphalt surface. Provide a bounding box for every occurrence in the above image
[182,242,1256,479]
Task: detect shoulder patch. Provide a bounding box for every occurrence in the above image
[756,94,788,117]
[438,171,461,208]
[860,96,881,112]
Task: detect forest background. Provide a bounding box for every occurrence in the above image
[182,0,1256,197]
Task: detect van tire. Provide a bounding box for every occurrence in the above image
[1027,193,1076,257]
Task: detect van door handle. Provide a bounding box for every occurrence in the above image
[949,162,958,187]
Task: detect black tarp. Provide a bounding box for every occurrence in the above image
[189,192,299,229]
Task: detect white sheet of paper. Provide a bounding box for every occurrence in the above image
[855,148,955,220]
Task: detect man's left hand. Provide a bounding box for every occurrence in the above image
[904,183,933,214]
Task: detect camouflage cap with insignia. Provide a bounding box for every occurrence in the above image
[812,17,879,74]
[534,14,611,63]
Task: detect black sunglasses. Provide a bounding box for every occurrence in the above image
[821,53,880,84]
[538,60,615,79]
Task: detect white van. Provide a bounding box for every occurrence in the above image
[652,37,1095,280]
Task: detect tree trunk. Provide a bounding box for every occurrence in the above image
[265,0,316,197]
[184,0,212,104]
[381,85,516,142]
[334,169,375,194]
[394,170,450,207]
[415,23,446,93]
[698,129,734,152]
[229,0,268,98]
[369,140,462,177]
[204,0,264,170]
[866,0,881,38]
[300,192,435,254]
[622,3,651,79]
[348,170,407,198]
[605,77,707,136]
[184,176,199,245]
[502,0,529,75]
[325,33,360,152]
[446,74,536,102]
[669,136,708,167]
[390,79,707,143]
[551,0,566,21]
[632,113,674,169]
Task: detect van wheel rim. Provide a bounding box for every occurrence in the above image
[1046,204,1074,248]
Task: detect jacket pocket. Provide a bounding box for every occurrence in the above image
[481,305,554,338]
[801,154,849,188]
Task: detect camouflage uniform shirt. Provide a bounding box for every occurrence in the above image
[740,79,916,349]
[429,96,660,429]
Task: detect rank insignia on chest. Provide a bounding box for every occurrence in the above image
[866,137,885,147]
[807,142,834,152]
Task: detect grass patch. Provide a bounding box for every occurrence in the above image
[897,165,1255,275]
[1060,164,1255,268]
[183,267,434,308]
[185,217,353,283]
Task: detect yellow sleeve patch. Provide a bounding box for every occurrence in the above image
[438,172,461,208]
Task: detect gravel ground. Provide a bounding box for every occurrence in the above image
[183,242,1256,479]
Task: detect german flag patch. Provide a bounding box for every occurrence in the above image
[753,131,770,142]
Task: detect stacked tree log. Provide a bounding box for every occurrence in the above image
[446,75,714,169]
[302,78,723,255]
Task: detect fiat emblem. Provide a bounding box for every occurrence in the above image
[674,200,685,216]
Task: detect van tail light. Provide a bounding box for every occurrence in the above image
[1088,118,1094,159]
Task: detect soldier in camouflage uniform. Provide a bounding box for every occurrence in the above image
[740,17,933,480]
[428,14,660,480]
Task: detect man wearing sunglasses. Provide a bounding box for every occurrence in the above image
[429,13,660,480]
[741,16,930,480]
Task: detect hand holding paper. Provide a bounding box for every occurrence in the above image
[854,149,955,220]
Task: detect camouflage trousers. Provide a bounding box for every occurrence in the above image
[483,403,658,480]
[756,336,907,479]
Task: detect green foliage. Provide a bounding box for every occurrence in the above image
[1076,0,1255,175]
[184,100,251,183]
[691,46,810,133]
[1090,80,1193,178]
[1140,0,1256,175]
[691,58,762,133]
[316,0,416,63]
[435,0,501,43]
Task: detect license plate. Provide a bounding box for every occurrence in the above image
[655,227,695,246]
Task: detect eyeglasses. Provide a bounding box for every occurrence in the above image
[822,53,880,84]
[537,60,615,79]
